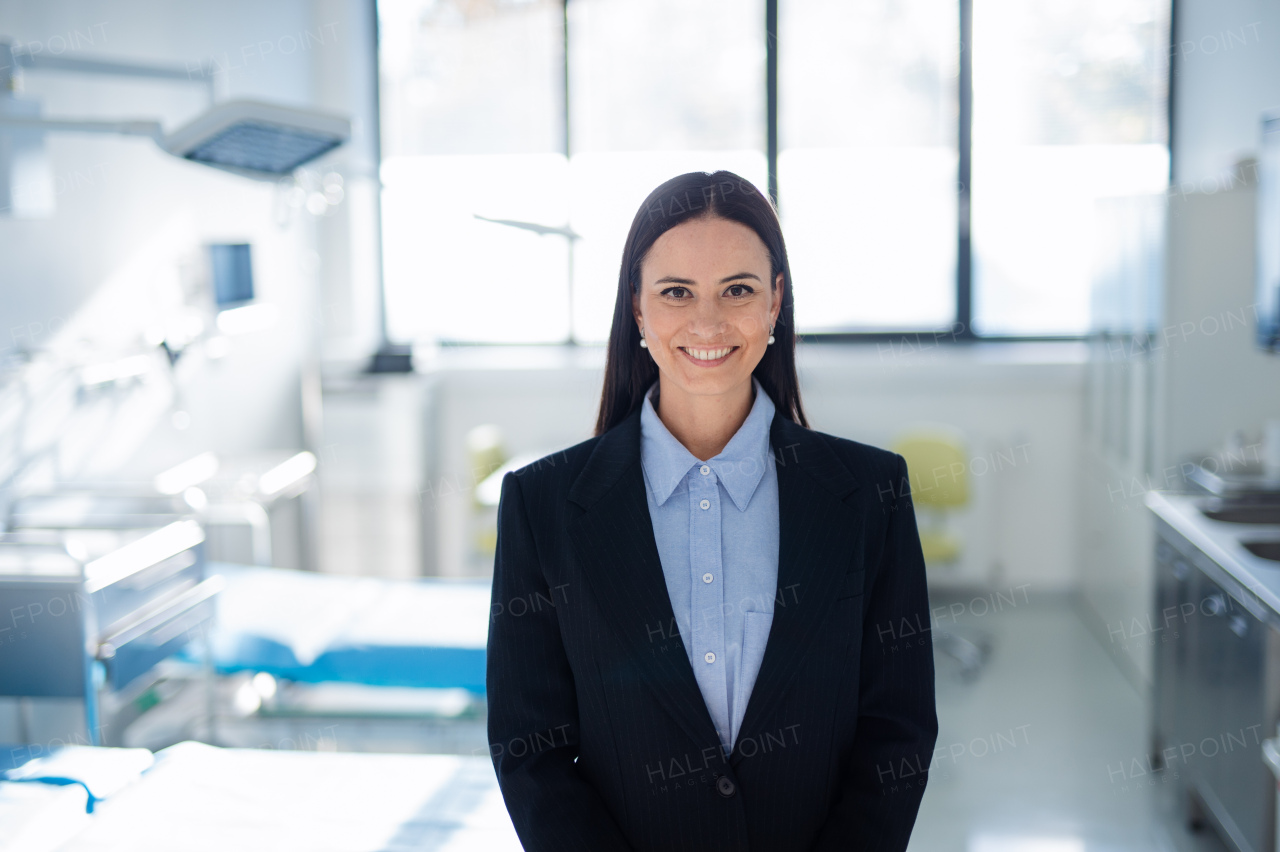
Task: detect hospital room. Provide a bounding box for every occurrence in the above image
[2,0,1280,849]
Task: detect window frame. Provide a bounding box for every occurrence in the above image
[376,0,1173,347]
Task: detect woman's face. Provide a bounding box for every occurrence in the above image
[633,215,783,401]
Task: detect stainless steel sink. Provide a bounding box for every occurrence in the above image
[1199,503,1280,524]
[1243,541,1280,561]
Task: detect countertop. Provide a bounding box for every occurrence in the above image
[1145,490,1280,625]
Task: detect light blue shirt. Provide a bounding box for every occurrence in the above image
[639,376,780,755]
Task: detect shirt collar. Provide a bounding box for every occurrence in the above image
[639,375,776,512]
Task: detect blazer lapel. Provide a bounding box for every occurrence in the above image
[566,403,864,762]
[731,412,863,766]
[567,406,723,751]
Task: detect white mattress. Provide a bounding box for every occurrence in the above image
[16,742,520,852]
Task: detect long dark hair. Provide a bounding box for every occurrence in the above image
[594,170,808,436]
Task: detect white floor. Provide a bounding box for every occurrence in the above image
[910,592,1229,852]
[97,589,1240,850]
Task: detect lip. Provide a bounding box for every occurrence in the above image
[678,346,738,367]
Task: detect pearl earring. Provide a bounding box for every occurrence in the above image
[639,329,648,349]
[767,326,775,345]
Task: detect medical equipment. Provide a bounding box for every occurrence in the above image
[18,449,319,570]
[0,520,217,747]
[209,243,255,307]
[0,38,351,216]
[187,451,318,570]
[158,100,349,178]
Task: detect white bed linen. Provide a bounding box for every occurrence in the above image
[52,742,521,852]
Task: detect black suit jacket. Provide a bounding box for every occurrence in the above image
[486,402,938,852]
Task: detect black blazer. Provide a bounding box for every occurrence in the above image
[486,402,938,852]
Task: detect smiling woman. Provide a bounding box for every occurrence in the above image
[633,213,782,459]
[486,170,939,852]
[598,171,808,439]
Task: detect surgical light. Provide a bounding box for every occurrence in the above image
[0,39,351,218]
[0,98,350,182]
[160,101,350,179]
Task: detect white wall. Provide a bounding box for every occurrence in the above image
[417,343,1085,594]
[316,372,432,579]
[1172,0,1280,184]
[797,344,1083,595]
[0,0,371,482]
[1158,181,1280,467]
[309,0,385,365]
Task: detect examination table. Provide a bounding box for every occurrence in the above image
[0,741,520,851]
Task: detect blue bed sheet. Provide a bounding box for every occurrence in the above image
[181,563,491,694]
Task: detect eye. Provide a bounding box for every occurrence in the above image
[660,286,691,299]
[725,283,755,297]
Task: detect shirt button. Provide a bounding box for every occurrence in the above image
[700,465,710,475]
[704,651,716,664]
[702,572,713,584]
[699,499,710,510]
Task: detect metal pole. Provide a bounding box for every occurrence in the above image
[956,0,975,340]
[563,0,576,345]
[765,0,778,208]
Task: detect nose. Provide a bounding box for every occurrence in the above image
[687,296,730,339]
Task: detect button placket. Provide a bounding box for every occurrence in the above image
[688,464,726,725]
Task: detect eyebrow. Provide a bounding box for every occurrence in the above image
[653,272,762,286]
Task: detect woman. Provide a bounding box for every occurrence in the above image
[486,170,938,851]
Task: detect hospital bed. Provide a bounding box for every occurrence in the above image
[2,486,491,751]
[193,562,490,696]
[0,740,520,852]
[7,493,491,699]
[123,561,491,753]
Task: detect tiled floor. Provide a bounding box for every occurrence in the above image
[909,592,1231,852]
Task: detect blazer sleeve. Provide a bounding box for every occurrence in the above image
[486,470,635,852]
[810,452,940,852]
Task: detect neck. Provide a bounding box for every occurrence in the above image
[654,376,755,461]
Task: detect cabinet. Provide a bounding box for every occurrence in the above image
[1151,534,1194,767]
[1154,519,1280,852]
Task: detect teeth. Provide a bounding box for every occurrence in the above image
[683,347,734,361]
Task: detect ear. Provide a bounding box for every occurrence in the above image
[771,272,784,324]
[631,288,643,326]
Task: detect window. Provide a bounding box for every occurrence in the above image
[567,0,767,343]
[779,0,959,333]
[379,0,568,344]
[970,0,1169,335]
[378,0,1170,344]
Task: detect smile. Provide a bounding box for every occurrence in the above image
[678,346,738,366]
